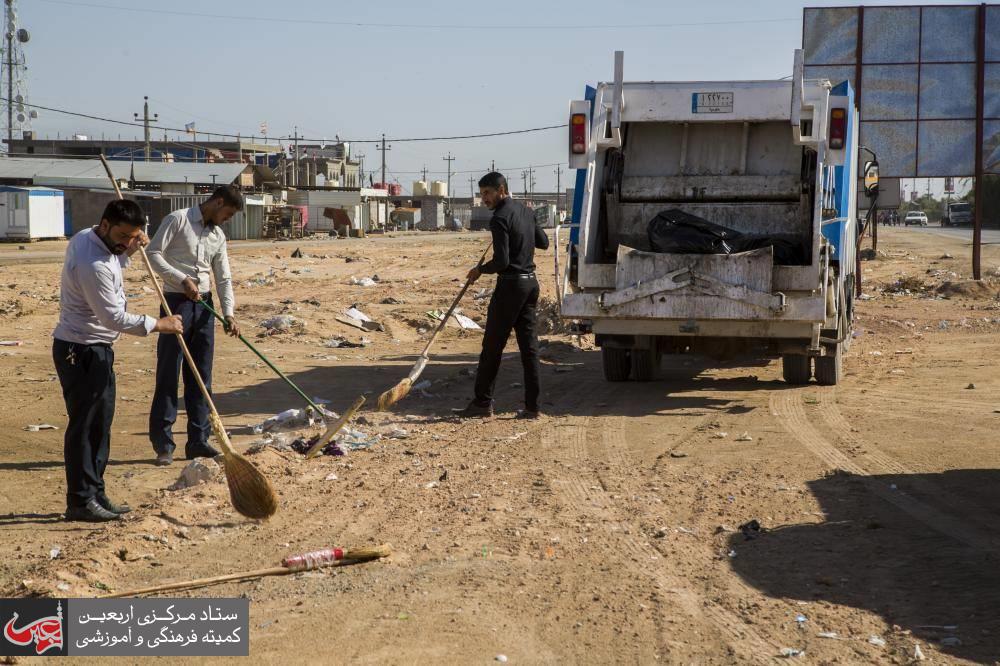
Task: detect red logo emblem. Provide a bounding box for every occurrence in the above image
[3,601,63,655]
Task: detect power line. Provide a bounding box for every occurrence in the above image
[37,0,798,31]
[0,97,566,144]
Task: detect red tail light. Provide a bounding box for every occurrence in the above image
[829,107,846,150]
[571,113,587,154]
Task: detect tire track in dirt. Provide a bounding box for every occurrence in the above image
[818,394,1000,540]
[771,391,999,552]
[539,394,783,662]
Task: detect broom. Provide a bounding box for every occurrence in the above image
[376,242,492,411]
[99,155,277,521]
[102,544,391,597]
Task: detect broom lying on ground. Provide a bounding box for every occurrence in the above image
[376,243,492,411]
[99,155,278,521]
[103,544,391,597]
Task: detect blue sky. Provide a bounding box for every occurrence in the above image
[14,0,978,193]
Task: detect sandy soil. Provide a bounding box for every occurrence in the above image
[1,227,999,664]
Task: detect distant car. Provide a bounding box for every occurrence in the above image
[942,202,972,227]
[904,211,928,226]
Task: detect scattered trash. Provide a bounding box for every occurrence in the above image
[869,350,883,356]
[245,433,293,454]
[324,473,338,481]
[889,483,898,490]
[868,636,886,647]
[966,383,976,390]
[252,408,314,434]
[890,369,906,375]
[381,296,402,305]
[169,458,221,490]
[940,637,962,647]
[914,644,926,660]
[795,614,807,627]
[324,336,367,349]
[0,340,23,346]
[735,432,753,442]
[49,546,61,560]
[260,315,305,333]
[669,451,688,458]
[473,288,493,300]
[338,307,384,332]
[495,656,508,664]
[779,648,805,658]
[424,481,439,490]
[23,424,58,432]
[387,428,409,439]
[413,379,432,391]
[817,632,839,639]
[712,432,728,439]
[940,253,954,259]
[452,312,481,330]
[727,549,737,558]
[291,248,303,258]
[349,276,378,287]
[739,520,763,540]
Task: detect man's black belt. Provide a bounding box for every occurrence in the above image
[497,273,535,280]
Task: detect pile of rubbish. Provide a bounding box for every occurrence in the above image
[260,315,306,334]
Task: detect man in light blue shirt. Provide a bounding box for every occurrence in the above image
[53,199,183,522]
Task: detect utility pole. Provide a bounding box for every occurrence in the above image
[528,166,535,195]
[469,175,475,200]
[554,164,562,208]
[379,133,391,187]
[356,152,365,188]
[292,126,300,187]
[490,160,496,172]
[442,152,455,208]
[521,170,528,197]
[421,165,428,182]
[133,96,158,161]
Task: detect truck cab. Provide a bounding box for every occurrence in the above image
[556,50,861,386]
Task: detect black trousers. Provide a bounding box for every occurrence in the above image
[149,292,215,455]
[52,338,116,509]
[473,275,541,411]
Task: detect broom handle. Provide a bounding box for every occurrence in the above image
[103,546,390,597]
[99,155,235,457]
[197,299,326,416]
[420,242,492,358]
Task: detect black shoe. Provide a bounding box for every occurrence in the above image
[516,409,541,420]
[155,452,173,466]
[65,498,121,523]
[96,493,131,515]
[453,400,494,419]
[186,444,221,460]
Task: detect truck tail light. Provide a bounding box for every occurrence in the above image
[571,113,587,154]
[829,108,846,150]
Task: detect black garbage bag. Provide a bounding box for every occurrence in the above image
[647,209,741,255]
[647,209,807,265]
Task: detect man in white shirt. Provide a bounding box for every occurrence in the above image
[53,199,183,522]
[145,185,242,465]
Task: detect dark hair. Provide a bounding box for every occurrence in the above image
[208,185,244,210]
[478,172,507,192]
[101,199,146,227]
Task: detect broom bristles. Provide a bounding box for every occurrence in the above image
[345,545,392,560]
[222,453,279,520]
[376,378,412,411]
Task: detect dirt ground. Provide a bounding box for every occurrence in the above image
[1,226,999,664]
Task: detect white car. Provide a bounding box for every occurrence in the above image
[904,211,928,226]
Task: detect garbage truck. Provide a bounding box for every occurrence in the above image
[556,50,878,386]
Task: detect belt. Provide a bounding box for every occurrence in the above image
[497,273,535,280]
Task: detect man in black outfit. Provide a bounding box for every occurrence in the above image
[458,172,549,419]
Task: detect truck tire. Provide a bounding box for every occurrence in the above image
[602,347,631,382]
[630,347,659,382]
[782,354,811,385]
[814,346,842,385]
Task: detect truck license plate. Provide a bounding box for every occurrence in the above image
[692,92,734,113]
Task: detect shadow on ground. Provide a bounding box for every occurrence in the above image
[729,469,1000,663]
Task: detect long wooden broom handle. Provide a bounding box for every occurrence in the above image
[99,156,234,456]
[419,242,492,358]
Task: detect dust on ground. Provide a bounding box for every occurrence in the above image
[1,227,999,664]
